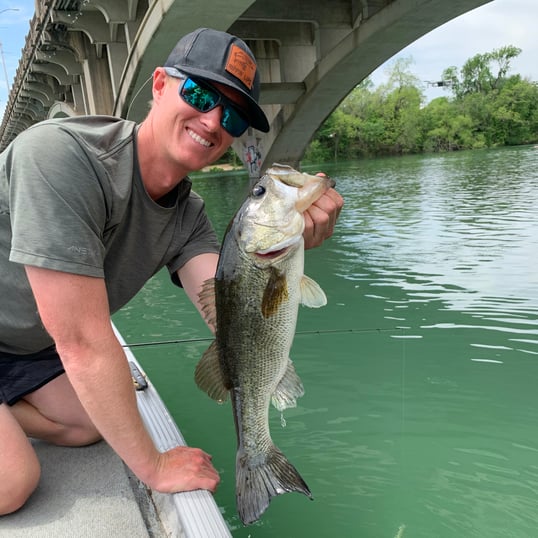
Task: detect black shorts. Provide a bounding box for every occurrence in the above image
[0,346,65,406]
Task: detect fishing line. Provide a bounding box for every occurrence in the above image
[125,74,153,120]
[295,327,399,336]
[122,336,213,348]
[120,326,403,349]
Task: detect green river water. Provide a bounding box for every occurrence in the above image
[113,145,538,538]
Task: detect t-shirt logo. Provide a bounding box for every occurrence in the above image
[225,44,256,90]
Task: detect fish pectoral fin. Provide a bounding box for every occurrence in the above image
[271,359,305,411]
[261,267,288,318]
[300,275,327,308]
[194,340,229,403]
[198,277,217,329]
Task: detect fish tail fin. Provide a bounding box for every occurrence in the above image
[236,445,312,525]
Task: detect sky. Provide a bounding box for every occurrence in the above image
[369,0,538,102]
[0,0,34,113]
[0,0,537,117]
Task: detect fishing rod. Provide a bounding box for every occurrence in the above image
[120,326,404,349]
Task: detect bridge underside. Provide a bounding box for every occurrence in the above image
[0,0,492,172]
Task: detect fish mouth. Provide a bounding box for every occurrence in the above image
[254,246,290,260]
[246,231,302,260]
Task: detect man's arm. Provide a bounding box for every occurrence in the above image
[177,252,219,331]
[24,265,219,493]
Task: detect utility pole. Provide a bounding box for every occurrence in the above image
[0,41,9,94]
[0,8,20,97]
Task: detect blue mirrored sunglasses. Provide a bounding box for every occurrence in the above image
[175,74,250,137]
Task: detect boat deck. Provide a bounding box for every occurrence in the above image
[0,326,232,538]
[0,440,158,537]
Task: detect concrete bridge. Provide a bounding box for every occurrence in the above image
[0,0,492,171]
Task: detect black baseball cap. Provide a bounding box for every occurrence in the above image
[164,28,270,133]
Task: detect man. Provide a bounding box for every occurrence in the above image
[0,28,343,515]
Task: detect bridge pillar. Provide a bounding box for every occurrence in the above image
[107,43,129,98]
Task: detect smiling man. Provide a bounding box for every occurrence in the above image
[0,28,343,515]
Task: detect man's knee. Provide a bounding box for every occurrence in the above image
[11,390,102,447]
[66,424,103,446]
[0,449,41,515]
[0,403,42,514]
[58,422,102,447]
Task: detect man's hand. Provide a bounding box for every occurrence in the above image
[303,184,344,249]
[148,446,220,493]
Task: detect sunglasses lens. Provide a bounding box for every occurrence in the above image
[181,78,219,112]
[221,107,249,137]
[180,78,249,137]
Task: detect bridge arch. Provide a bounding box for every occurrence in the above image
[0,0,492,172]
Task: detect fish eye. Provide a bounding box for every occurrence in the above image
[252,185,266,197]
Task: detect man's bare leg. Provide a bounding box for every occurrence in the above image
[11,373,102,447]
[0,373,102,514]
[0,404,41,515]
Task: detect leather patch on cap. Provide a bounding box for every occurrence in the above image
[225,44,256,90]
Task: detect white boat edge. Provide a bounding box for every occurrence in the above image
[113,324,233,538]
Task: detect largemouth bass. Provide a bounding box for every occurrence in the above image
[196,164,334,524]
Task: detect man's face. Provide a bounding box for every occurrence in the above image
[153,70,248,172]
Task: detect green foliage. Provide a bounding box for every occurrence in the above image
[304,47,538,163]
[443,45,522,99]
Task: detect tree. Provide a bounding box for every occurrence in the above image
[442,45,522,99]
[489,76,538,144]
[302,45,538,164]
[383,57,423,93]
[421,97,480,152]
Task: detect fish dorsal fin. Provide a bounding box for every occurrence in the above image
[271,359,305,411]
[198,277,217,329]
[300,275,327,308]
[194,340,229,403]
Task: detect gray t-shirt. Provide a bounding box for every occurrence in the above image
[0,115,220,354]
